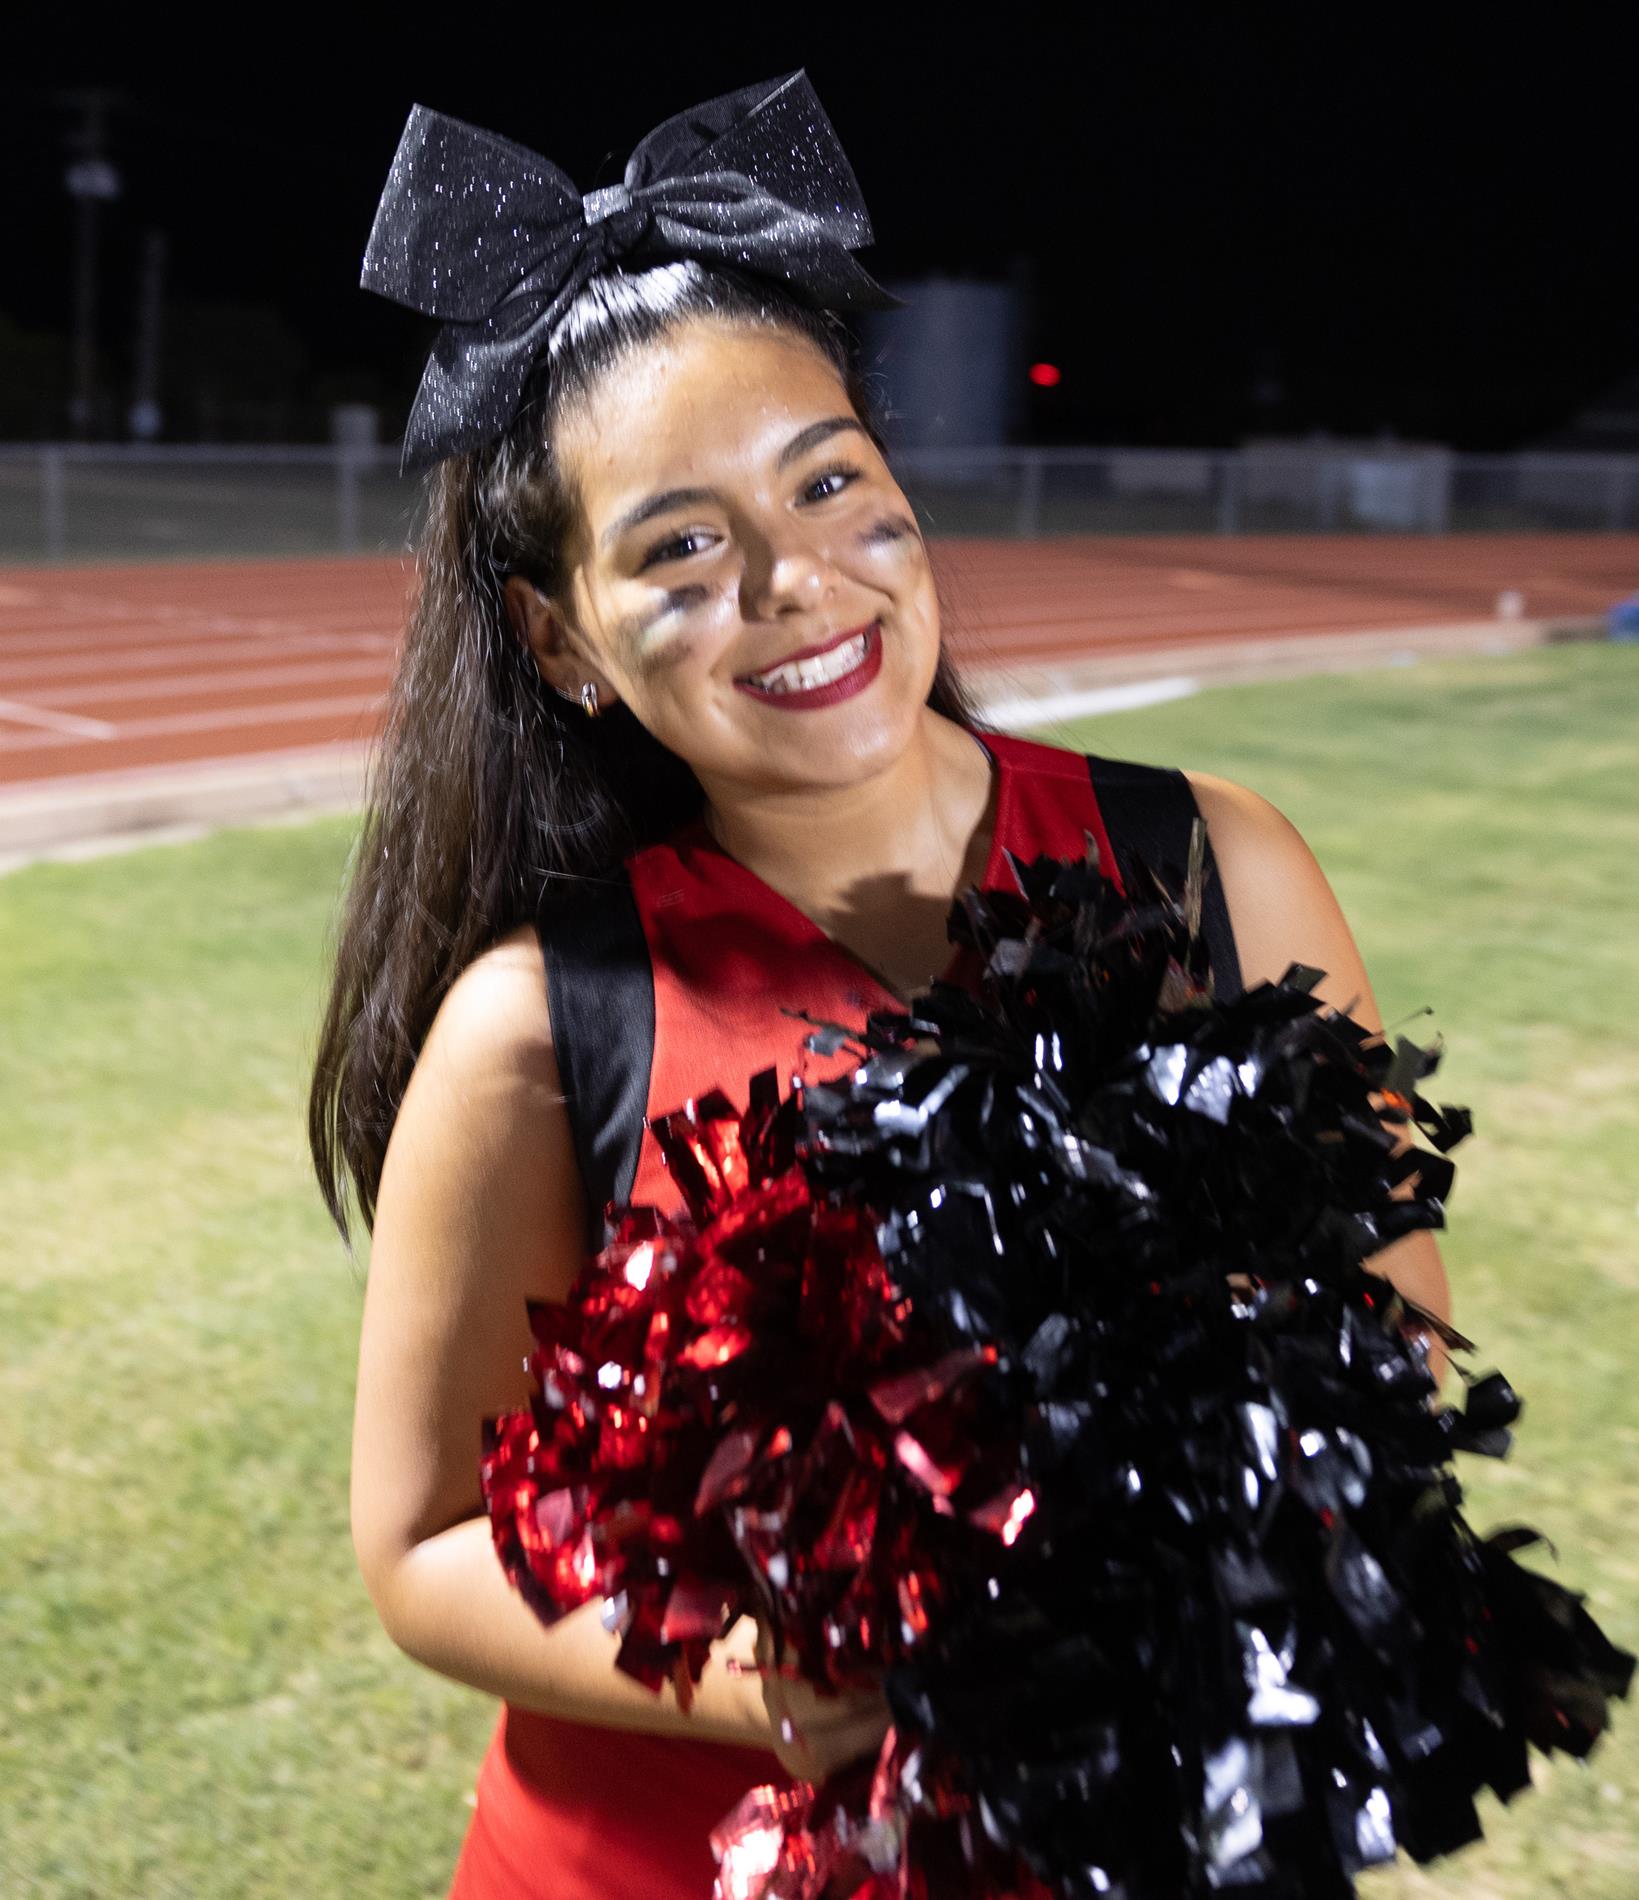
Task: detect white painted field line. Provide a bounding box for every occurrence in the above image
[0,655,390,709]
[981,676,1202,729]
[0,632,396,685]
[0,698,118,738]
[0,619,397,660]
[0,691,387,753]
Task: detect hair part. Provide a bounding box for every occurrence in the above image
[307,260,989,1256]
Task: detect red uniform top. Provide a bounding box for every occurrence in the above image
[447,729,1123,1899]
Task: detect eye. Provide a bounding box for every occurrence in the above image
[638,528,714,571]
[635,465,863,570]
[803,464,862,503]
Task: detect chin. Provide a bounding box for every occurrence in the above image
[800,697,926,783]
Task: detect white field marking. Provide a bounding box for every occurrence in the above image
[0,619,396,659]
[0,632,396,684]
[0,698,119,738]
[1,584,395,625]
[0,655,390,709]
[980,677,1202,728]
[147,613,397,638]
[957,600,1463,641]
[0,589,388,628]
[0,692,387,753]
[0,609,396,636]
[0,596,198,630]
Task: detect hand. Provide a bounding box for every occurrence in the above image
[753,1617,894,1784]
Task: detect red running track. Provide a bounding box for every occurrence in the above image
[0,536,1632,792]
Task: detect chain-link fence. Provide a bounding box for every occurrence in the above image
[3,442,1636,564]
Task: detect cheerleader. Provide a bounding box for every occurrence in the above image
[309,70,1451,1898]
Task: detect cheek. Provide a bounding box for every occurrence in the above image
[859,519,937,622]
[619,596,735,693]
[858,512,921,555]
[849,512,933,595]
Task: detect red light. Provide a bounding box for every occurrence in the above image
[1029,362,1062,388]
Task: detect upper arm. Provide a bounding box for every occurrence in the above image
[1183,770,1383,1032]
[349,920,590,1625]
[1183,770,1454,1340]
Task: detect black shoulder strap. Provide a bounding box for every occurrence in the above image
[1083,753,1245,1002]
[538,767,1243,1249]
[535,869,655,1250]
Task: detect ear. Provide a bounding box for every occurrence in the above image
[501,575,622,712]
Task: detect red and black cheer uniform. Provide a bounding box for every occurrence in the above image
[447,728,1241,1899]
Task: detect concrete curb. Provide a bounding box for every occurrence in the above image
[970,616,1601,721]
[0,742,369,874]
[0,616,1606,876]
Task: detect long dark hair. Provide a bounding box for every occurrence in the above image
[307,260,989,1253]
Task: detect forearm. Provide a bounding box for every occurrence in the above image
[376,1513,773,1748]
[1362,1226,1453,1395]
[1361,1104,1456,1396]
[1370,1222,1450,1313]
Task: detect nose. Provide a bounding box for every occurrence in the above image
[738,516,840,622]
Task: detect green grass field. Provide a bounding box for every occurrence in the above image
[3,641,1635,1898]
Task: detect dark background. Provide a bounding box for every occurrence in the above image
[5,8,1631,449]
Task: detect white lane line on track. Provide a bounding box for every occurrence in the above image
[0,622,398,660]
[0,692,387,752]
[0,698,118,738]
[0,656,390,709]
[0,634,396,683]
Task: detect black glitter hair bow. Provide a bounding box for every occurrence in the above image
[360,68,903,472]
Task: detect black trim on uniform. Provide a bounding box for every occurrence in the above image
[535,870,655,1249]
[538,756,1245,1247]
[1083,753,1245,1002]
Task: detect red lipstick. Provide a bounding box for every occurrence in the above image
[732,620,882,711]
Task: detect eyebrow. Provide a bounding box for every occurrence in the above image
[599,416,870,552]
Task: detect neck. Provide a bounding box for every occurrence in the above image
[696,709,996,930]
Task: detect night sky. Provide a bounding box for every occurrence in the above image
[8,9,1631,449]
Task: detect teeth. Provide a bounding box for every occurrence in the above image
[747,629,870,694]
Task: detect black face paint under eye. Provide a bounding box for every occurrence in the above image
[619,592,715,681]
[624,587,708,643]
[860,513,918,548]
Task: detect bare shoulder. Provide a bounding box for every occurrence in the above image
[415,918,555,1081]
[1180,768,1292,841]
[352,917,586,1584]
[372,913,576,1292]
[1180,769,1384,1031]
[373,913,574,1289]
[1178,768,1312,899]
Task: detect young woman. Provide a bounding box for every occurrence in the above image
[311,75,1451,1900]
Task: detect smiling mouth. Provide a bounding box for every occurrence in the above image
[736,621,878,694]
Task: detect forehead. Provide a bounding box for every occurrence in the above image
[557,319,852,514]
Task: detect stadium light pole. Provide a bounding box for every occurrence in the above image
[54,87,124,441]
[129,229,167,442]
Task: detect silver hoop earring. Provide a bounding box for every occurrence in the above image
[550,681,598,716]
